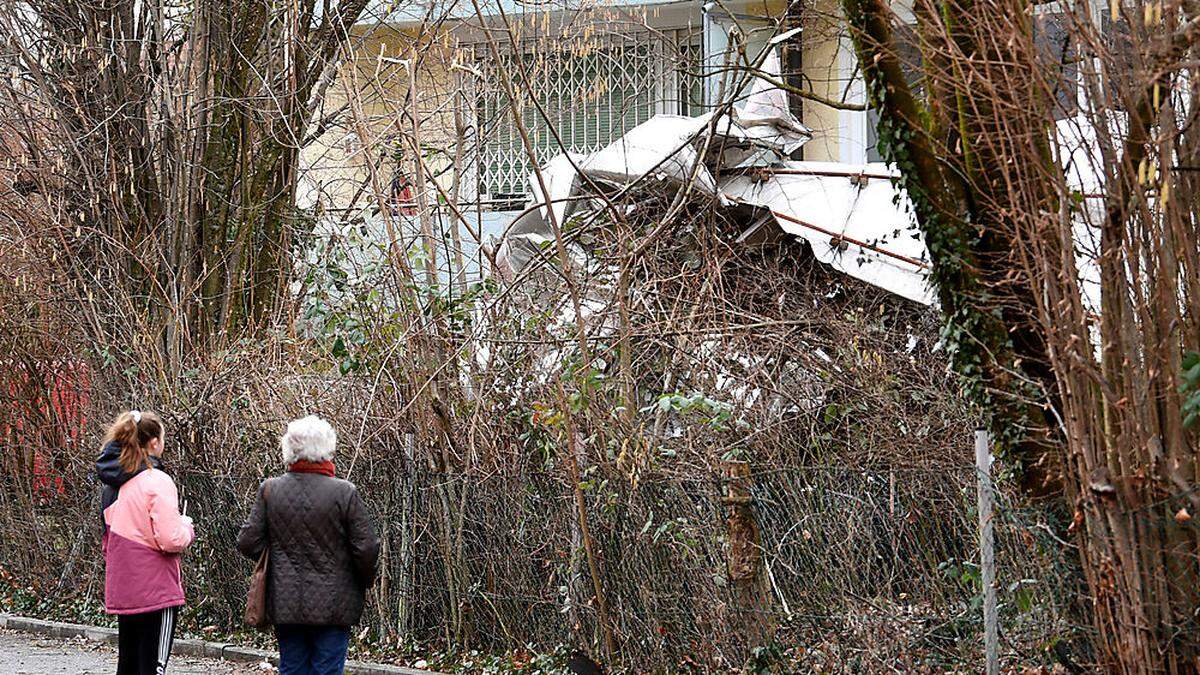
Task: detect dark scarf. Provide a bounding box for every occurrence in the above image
[288,460,335,477]
[96,441,163,531]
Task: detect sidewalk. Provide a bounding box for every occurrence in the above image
[0,614,438,675]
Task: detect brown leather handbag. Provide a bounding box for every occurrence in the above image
[244,482,271,630]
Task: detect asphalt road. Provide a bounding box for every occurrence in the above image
[0,629,271,674]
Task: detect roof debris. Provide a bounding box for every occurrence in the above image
[495,49,936,305]
[497,48,1107,311]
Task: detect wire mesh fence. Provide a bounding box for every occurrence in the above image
[0,420,1084,671]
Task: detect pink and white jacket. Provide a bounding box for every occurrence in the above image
[102,468,195,614]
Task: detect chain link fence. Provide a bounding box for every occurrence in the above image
[0,412,1085,671]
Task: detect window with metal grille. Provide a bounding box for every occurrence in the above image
[471,30,700,204]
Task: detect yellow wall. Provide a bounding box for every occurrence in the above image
[300,27,462,214]
[718,0,853,163]
[302,3,860,212]
[799,0,847,163]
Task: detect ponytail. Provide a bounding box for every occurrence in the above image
[100,410,164,474]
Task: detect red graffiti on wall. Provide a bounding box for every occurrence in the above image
[3,360,91,500]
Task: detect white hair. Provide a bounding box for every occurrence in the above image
[281,415,337,464]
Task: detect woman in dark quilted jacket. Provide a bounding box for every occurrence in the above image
[236,415,381,675]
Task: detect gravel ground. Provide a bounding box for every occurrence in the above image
[0,629,273,674]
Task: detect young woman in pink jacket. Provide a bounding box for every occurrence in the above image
[96,410,195,674]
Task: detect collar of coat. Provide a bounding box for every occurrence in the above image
[288,460,336,477]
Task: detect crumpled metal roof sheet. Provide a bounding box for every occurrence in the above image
[495,49,938,304]
[721,164,933,305]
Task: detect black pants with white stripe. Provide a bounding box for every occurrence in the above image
[116,606,177,675]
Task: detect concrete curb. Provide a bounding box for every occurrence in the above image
[0,614,437,674]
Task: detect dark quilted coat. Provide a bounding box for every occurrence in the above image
[236,473,380,627]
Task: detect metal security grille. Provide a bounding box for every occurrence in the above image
[472,30,700,202]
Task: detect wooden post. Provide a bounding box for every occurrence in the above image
[975,429,999,675]
[722,460,772,648]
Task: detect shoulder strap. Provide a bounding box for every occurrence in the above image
[260,479,271,542]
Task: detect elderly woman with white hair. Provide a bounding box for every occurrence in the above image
[237,416,380,675]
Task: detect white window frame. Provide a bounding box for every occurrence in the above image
[838,33,871,165]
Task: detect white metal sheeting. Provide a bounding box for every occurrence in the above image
[495,123,936,305]
[493,47,938,305]
[721,164,933,305]
[495,111,1110,312]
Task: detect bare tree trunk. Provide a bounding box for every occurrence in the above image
[392,433,415,638]
[1,0,371,355]
[843,0,1200,669]
[562,391,616,662]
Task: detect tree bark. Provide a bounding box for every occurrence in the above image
[842,0,1200,670]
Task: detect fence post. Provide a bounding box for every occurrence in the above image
[722,460,772,649]
[975,429,999,675]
